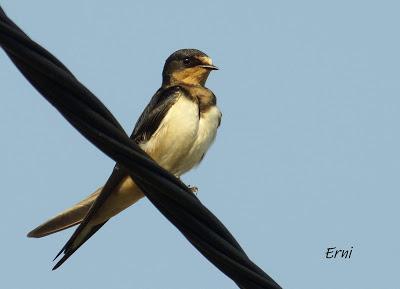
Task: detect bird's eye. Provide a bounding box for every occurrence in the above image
[183,57,192,66]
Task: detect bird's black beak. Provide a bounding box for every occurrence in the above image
[200,64,219,70]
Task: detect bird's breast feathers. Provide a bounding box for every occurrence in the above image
[140,92,221,176]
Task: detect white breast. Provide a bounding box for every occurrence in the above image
[140,94,199,175]
[185,106,221,171]
[140,94,221,176]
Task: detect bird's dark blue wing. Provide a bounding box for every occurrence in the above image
[132,86,183,143]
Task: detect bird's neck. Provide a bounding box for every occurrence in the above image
[162,79,206,88]
[161,82,216,113]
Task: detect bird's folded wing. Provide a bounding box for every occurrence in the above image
[27,187,103,238]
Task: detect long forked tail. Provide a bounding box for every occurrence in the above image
[50,175,144,269]
[52,220,108,270]
[27,187,103,238]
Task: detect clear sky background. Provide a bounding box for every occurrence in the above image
[0,1,399,288]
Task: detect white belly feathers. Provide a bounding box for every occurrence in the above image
[140,94,221,176]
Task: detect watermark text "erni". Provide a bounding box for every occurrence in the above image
[325,246,353,259]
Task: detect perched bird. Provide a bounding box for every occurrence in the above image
[27,49,221,270]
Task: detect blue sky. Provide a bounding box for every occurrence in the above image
[1,1,399,288]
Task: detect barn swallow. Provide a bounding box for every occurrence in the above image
[27,49,222,270]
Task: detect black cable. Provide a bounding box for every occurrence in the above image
[0,6,282,289]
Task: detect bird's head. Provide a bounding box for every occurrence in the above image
[162,49,218,86]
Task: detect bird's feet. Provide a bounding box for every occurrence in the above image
[188,185,199,195]
[177,176,199,195]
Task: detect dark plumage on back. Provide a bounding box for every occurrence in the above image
[132,86,182,143]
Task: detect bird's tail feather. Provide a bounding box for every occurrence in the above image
[51,176,144,269]
[52,221,108,270]
[27,187,103,238]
